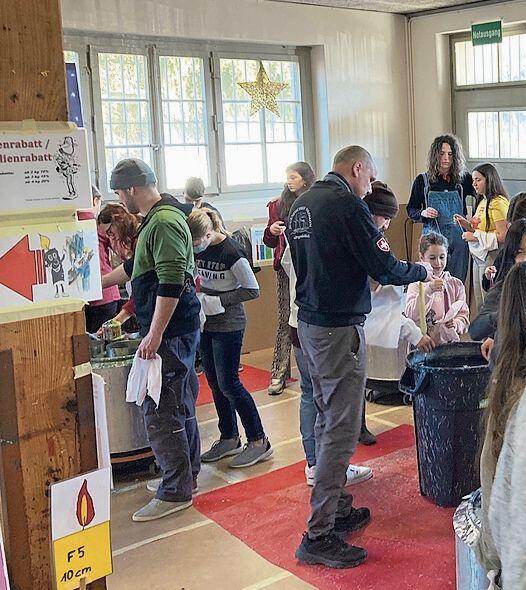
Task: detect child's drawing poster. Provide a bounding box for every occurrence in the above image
[0,219,102,308]
[0,127,91,213]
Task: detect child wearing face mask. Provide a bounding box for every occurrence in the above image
[405,232,469,346]
[187,208,273,469]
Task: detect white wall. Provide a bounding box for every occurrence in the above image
[60,0,412,216]
[409,0,526,177]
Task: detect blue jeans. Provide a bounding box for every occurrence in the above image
[200,330,265,442]
[294,344,316,466]
[143,330,201,502]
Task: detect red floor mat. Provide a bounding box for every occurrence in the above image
[194,425,456,590]
[197,365,273,406]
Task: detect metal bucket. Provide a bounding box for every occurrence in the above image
[91,354,150,457]
[453,489,488,590]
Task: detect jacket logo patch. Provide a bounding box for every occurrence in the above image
[289,206,312,239]
[376,237,390,252]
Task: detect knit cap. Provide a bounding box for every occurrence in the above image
[110,159,157,190]
[364,181,399,219]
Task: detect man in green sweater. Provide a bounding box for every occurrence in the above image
[110,159,201,522]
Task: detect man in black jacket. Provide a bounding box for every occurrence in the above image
[287,145,431,569]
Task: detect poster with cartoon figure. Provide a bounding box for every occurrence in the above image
[0,219,102,308]
[0,125,91,213]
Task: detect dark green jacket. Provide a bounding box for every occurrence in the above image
[130,195,200,337]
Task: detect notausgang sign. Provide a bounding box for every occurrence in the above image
[471,21,502,46]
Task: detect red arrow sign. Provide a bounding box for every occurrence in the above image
[0,235,46,301]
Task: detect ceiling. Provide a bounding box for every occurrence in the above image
[268,0,495,15]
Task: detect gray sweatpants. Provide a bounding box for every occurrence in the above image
[297,321,366,538]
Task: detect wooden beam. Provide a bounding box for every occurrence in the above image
[0,1,106,588]
[0,0,67,121]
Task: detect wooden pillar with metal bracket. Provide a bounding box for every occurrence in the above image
[0,1,106,588]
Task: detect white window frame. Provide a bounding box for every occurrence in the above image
[212,51,306,193]
[452,25,526,90]
[63,32,315,203]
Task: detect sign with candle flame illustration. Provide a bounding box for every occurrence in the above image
[50,468,112,589]
[76,480,95,529]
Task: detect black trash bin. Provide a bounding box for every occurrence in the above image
[399,342,490,508]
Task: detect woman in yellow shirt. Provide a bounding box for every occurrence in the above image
[454,163,509,310]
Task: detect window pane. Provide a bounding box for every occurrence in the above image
[159,56,209,189]
[500,33,526,82]
[454,40,498,86]
[98,52,152,190]
[225,144,263,185]
[468,111,499,159]
[267,143,302,183]
[220,57,303,186]
[165,146,209,187]
[499,111,526,158]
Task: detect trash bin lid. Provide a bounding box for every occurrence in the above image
[407,342,489,373]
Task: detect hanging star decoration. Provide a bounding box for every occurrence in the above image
[237,62,289,118]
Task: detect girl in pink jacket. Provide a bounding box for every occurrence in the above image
[406,232,470,345]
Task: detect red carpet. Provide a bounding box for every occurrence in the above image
[197,365,276,406]
[194,425,456,589]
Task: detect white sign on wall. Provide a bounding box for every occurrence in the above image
[0,127,92,213]
[0,219,102,307]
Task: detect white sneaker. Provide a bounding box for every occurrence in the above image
[345,464,373,486]
[305,464,373,487]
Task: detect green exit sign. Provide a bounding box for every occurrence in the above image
[471,20,502,46]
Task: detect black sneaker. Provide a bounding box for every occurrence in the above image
[333,507,371,537]
[295,532,367,569]
[359,426,377,446]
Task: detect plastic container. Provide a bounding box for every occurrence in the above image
[454,489,488,590]
[400,342,490,507]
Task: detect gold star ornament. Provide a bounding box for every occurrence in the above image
[237,62,289,117]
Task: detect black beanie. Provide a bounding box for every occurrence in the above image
[110,158,157,190]
[364,181,399,219]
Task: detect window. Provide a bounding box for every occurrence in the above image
[98,52,153,183]
[468,110,526,159]
[219,58,303,186]
[159,56,210,188]
[64,36,312,200]
[454,31,526,86]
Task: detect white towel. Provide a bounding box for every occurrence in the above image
[197,292,225,316]
[436,300,465,343]
[468,230,499,263]
[126,353,162,407]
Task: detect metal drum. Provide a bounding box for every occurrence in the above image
[91,338,151,461]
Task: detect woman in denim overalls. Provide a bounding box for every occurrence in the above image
[407,134,476,283]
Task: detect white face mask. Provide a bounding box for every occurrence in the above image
[193,236,211,254]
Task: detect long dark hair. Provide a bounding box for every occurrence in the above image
[278,161,315,219]
[486,262,526,465]
[494,219,526,283]
[473,163,508,230]
[507,192,526,223]
[427,134,466,184]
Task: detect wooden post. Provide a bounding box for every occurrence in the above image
[0,1,106,589]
